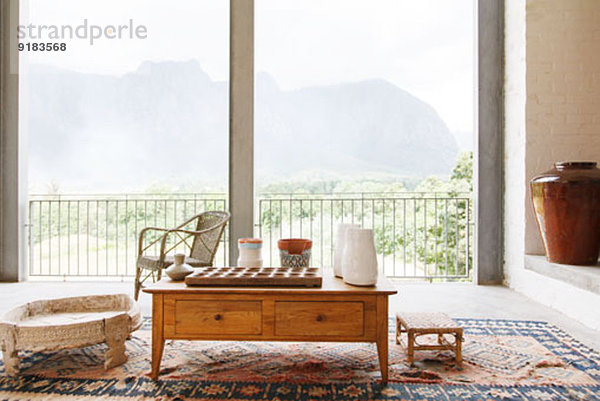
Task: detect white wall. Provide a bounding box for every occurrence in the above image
[504,0,527,284]
[504,0,600,330]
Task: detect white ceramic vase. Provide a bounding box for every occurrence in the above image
[165,253,194,281]
[342,228,378,286]
[333,223,360,278]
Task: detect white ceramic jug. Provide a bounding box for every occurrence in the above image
[333,223,360,278]
[342,228,378,286]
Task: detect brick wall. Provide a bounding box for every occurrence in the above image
[525,0,600,254]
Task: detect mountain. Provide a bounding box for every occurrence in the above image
[25,61,458,192]
[256,73,458,179]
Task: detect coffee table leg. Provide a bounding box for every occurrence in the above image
[376,295,389,383]
[151,294,165,380]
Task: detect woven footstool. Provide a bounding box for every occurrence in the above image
[395,312,463,366]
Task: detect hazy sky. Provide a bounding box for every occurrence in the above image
[21,0,474,132]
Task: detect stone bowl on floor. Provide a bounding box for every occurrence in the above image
[0,293,141,376]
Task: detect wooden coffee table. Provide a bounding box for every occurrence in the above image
[143,274,397,381]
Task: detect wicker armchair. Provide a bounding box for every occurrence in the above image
[134,211,230,300]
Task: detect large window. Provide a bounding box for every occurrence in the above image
[17,0,479,279]
[254,0,475,276]
[21,0,229,276]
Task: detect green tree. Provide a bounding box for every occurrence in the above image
[375,151,473,278]
[449,151,473,194]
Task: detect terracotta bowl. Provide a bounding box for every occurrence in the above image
[277,238,312,255]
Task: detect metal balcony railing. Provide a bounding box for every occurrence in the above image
[257,193,472,280]
[28,194,228,278]
[28,192,472,280]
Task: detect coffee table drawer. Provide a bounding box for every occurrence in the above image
[274,301,364,337]
[171,300,262,335]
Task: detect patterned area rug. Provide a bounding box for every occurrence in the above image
[0,319,598,400]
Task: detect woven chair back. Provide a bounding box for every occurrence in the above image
[190,211,230,264]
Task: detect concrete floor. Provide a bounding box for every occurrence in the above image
[1,279,599,352]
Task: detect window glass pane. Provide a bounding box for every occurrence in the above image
[20,0,229,277]
[256,0,473,184]
[255,0,474,277]
[21,0,229,193]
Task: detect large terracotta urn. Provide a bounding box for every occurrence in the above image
[530,161,600,265]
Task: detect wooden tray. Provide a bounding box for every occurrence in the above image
[184,267,322,287]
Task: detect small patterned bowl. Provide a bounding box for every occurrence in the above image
[279,249,311,268]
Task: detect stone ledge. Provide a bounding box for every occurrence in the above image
[524,255,600,295]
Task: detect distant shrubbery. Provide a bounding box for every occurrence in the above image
[29,152,473,279]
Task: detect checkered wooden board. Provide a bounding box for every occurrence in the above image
[184,266,322,287]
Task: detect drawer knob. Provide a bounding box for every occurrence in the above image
[214,314,222,321]
[316,314,324,322]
